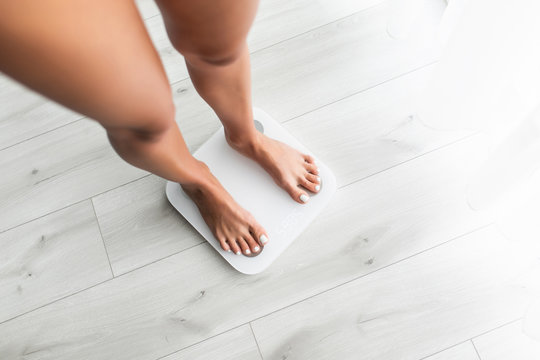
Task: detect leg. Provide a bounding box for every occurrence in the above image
[0,0,197,184]
[155,0,323,204]
[0,0,267,255]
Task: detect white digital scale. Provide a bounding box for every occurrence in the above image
[166,108,336,274]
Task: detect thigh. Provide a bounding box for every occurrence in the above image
[0,0,173,131]
[154,0,259,59]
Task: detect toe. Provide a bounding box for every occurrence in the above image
[284,182,310,204]
[227,238,242,255]
[299,175,320,193]
[250,225,269,247]
[304,162,319,175]
[243,236,262,257]
[236,237,251,256]
[243,232,261,253]
[303,154,316,164]
[306,172,321,184]
[214,229,231,252]
[216,233,231,252]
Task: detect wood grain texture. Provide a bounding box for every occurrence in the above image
[283,65,472,187]
[92,175,203,276]
[0,76,83,150]
[0,120,147,232]
[160,325,262,360]
[0,201,111,323]
[424,342,479,360]
[0,132,494,360]
[250,226,530,360]
[473,320,540,360]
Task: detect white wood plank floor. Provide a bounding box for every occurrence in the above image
[1,0,539,359]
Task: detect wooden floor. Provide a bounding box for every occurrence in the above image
[1,0,539,359]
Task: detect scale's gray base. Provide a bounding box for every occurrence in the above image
[166,107,337,274]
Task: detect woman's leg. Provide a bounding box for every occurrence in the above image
[0,0,267,255]
[155,0,323,204]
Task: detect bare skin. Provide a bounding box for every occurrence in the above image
[0,0,321,258]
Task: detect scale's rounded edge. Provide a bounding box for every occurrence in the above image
[165,180,178,209]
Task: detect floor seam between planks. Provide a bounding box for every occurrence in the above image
[470,317,523,343]
[282,60,439,125]
[339,130,480,189]
[91,198,115,278]
[0,277,112,326]
[471,337,483,360]
[249,322,265,360]
[417,339,473,360]
[0,173,153,236]
[0,117,85,152]
[417,317,523,360]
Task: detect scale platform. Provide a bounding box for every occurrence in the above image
[166,107,336,274]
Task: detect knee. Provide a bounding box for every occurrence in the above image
[193,46,243,66]
[174,37,245,67]
[106,98,176,143]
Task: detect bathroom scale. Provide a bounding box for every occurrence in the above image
[166,107,337,274]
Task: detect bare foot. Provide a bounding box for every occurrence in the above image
[181,161,269,257]
[226,130,321,204]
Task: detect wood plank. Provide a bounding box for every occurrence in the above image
[93,65,473,276]
[0,76,83,150]
[92,175,203,276]
[0,133,494,359]
[160,325,262,360]
[283,65,472,187]
[250,225,530,360]
[473,320,540,360]
[424,342,479,360]
[0,201,111,323]
[0,120,147,232]
[250,0,445,121]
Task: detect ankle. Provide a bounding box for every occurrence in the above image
[180,160,219,194]
[225,128,262,155]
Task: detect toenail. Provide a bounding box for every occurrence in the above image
[316,167,320,172]
[245,249,251,254]
[260,234,269,244]
[317,176,321,182]
[300,194,310,203]
[227,249,231,252]
[254,246,260,252]
[315,185,320,191]
[236,250,241,255]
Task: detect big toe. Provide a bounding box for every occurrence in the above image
[284,181,310,204]
[250,225,270,248]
